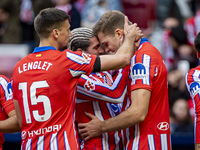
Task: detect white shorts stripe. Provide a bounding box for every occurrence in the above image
[148,134,155,150]
[25,139,32,150]
[64,131,71,150]
[160,134,168,150]
[50,133,58,150]
[37,136,44,150]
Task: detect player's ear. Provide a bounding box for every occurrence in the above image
[115,29,124,40]
[52,29,59,39]
[77,48,83,52]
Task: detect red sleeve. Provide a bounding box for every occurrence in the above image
[76,68,128,103]
[65,50,97,77]
[0,76,14,115]
[129,45,156,92]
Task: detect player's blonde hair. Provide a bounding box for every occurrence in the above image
[93,10,125,37]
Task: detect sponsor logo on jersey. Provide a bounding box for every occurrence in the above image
[21,131,27,140]
[132,63,147,80]
[190,82,200,98]
[157,122,169,131]
[109,104,119,114]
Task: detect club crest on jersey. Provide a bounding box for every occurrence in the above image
[109,104,119,114]
[190,82,200,98]
[84,79,95,91]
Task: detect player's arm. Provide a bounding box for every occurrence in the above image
[78,88,151,140]
[13,100,22,128]
[0,109,21,133]
[77,70,127,103]
[94,16,142,72]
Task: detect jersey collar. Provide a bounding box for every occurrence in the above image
[139,38,149,46]
[33,46,57,53]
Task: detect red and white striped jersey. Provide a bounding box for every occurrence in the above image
[12,46,97,150]
[0,75,15,149]
[186,66,200,143]
[76,68,129,150]
[125,38,171,150]
[185,10,200,46]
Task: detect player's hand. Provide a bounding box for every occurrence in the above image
[123,16,143,42]
[78,112,103,141]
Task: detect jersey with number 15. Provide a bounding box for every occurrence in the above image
[12,47,97,150]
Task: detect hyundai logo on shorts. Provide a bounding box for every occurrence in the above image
[190,82,200,98]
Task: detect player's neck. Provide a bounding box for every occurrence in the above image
[39,38,58,50]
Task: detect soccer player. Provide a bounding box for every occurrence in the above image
[0,75,20,150]
[68,27,128,149]
[78,10,172,150]
[186,32,200,150]
[12,8,143,150]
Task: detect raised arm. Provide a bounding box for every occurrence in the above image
[99,16,143,71]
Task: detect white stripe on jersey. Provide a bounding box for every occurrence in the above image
[37,136,44,150]
[25,139,32,150]
[66,51,91,65]
[64,131,71,150]
[106,103,120,150]
[77,85,127,103]
[148,134,155,150]
[142,54,151,85]
[92,101,109,150]
[125,128,130,150]
[0,77,12,101]
[69,68,86,77]
[160,134,168,150]
[132,124,140,150]
[50,133,58,150]
[186,71,198,143]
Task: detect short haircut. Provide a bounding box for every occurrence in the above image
[195,32,200,53]
[34,8,70,39]
[93,10,125,37]
[68,27,94,51]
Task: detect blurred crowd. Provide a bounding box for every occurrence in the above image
[0,0,200,136]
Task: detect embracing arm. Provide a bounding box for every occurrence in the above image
[77,69,127,103]
[78,88,151,140]
[0,109,21,133]
[13,100,22,128]
[99,16,143,71]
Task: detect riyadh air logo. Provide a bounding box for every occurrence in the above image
[132,63,147,81]
[21,131,27,139]
[190,82,200,98]
[157,122,169,131]
[109,104,119,114]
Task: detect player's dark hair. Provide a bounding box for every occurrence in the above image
[70,40,91,52]
[93,10,125,37]
[34,8,70,39]
[195,32,200,52]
